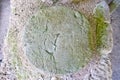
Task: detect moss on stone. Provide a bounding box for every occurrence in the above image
[88,5,108,52]
[95,7,108,49]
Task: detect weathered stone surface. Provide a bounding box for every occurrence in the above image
[0,0,113,80]
[22,6,92,74]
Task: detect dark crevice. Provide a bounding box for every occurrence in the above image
[45,50,53,56]
[53,33,60,51]
[44,49,57,73]
[0,59,2,62]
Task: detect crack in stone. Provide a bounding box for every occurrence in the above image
[53,33,60,51]
[45,50,53,56]
[43,33,59,72]
[42,33,60,73]
[44,49,57,73]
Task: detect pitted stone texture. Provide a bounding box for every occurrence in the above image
[22,6,92,74]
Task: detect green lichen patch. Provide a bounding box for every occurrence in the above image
[94,6,108,49]
[23,6,92,74]
[88,4,108,52]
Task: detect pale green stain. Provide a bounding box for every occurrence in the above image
[23,6,92,74]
